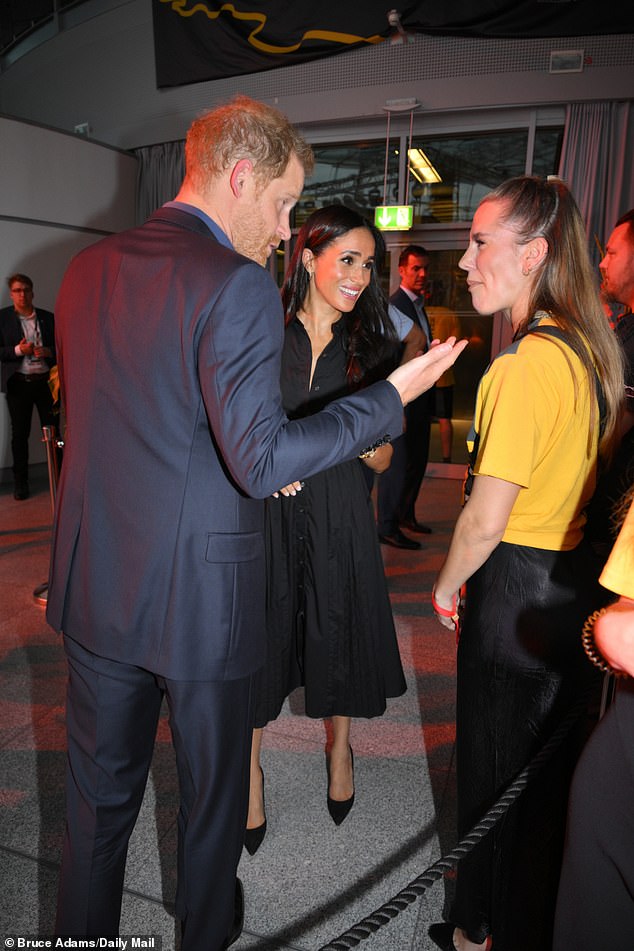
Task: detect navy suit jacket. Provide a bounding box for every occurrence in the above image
[46,207,403,681]
[0,306,56,392]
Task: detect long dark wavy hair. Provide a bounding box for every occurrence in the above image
[281,205,399,388]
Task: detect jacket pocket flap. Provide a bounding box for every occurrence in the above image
[205,532,262,564]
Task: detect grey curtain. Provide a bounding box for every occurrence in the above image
[558,101,634,263]
[133,140,185,224]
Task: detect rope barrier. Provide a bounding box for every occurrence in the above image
[317,693,592,951]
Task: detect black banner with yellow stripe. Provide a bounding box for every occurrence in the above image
[152,1,634,88]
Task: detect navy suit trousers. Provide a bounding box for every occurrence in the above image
[56,635,254,951]
[377,392,430,533]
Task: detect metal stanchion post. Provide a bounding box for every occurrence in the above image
[33,424,62,606]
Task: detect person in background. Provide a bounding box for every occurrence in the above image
[429,176,624,951]
[0,273,56,499]
[585,208,634,561]
[554,484,634,951]
[47,95,466,951]
[600,208,634,436]
[377,244,434,549]
[427,304,461,463]
[245,206,411,854]
[358,306,426,498]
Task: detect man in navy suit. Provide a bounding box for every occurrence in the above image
[378,245,434,549]
[47,96,465,950]
[0,273,57,499]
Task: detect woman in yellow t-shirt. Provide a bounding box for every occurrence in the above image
[554,487,634,951]
[429,177,624,951]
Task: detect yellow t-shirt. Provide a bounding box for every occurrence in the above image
[600,498,634,599]
[469,317,598,550]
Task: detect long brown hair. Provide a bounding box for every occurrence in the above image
[485,176,624,460]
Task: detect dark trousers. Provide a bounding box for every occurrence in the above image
[377,392,430,533]
[56,635,255,951]
[554,680,634,951]
[6,371,56,484]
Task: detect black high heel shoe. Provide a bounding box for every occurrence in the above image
[326,747,355,825]
[244,768,266,856]
[428,923,458,951]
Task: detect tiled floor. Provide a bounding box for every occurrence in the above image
[0,468,464,950]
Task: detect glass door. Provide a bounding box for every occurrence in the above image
[382,234,505,469]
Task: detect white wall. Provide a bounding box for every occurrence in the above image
[0,117,137,474]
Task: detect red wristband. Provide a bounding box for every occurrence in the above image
[432,585,461,642]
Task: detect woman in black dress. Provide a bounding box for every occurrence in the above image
[245,205,407,853]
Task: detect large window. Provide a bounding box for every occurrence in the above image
[295,140,400,228]
[294,125,563,228]
[406,126,563,223]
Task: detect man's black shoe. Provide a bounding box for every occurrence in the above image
[378,529,421,550]
[401,518,432,534]
[227,878,244,947]
[14,484,29,500]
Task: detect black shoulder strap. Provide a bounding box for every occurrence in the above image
[527,325,607,438]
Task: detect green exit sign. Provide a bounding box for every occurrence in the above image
[374,205,414,231]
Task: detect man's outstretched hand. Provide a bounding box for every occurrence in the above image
[388,336,468,406]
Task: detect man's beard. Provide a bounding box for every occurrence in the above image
[600,279,619,305]
[232,202,276,266]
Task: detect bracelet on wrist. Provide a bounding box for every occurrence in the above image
[581,608,627,678]
[431,585,462,643]
[359,434,391,460]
